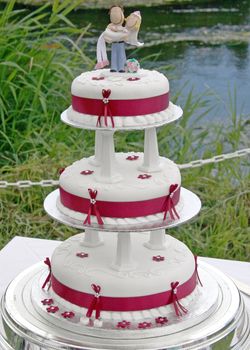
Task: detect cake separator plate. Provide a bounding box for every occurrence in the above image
[61,103,183,131]
[0,261,249,349]
[44,187,201,232]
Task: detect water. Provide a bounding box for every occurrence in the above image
[70,0,250,124]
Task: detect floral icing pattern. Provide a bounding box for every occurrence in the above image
[41,298,54,306]
[155,316,168,325]
[153,255,165,262]
[116,320,131,329]
[126,155,139,161]
[76,252,89,258]
[81,170,94,175]
[138,174,152,180]
[92,76,105,80]
[138,321,152,329]
[46,306,59,313]
[61,311,75,319]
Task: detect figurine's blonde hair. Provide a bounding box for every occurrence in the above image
[125,14,141,31]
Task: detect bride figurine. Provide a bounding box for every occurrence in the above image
[125,11,144,47]
[95,7,144,72]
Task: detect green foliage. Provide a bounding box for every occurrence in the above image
[0,0,92,165]
[0,1,249,261]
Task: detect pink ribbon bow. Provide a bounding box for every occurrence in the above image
[83,189,104,226]
[96,89,115,128]
[170,281,188,317]
[86,284,102,319]
[163,184,180,221]
[194,255,203,287]
[42,257,52,290]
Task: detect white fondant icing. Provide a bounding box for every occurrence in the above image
[71,69,169,100]
[51,233,195,298]
[59,153,181,202]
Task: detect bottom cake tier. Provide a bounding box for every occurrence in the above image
[3,254,248,350]
[35,232,208,329]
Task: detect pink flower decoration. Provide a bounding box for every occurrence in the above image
[127,77,140,81]
[117,320,131,329]
[76,252,89,258]
[92,76,105,80]
[138,322,152,329]
[138,174,152,180]
[61,311,75,319]
[81,170,94,175]
[41,298,54,306]
[126,155,139,161]
[59,168,65,175]
[153,255,165,262]
[47,306,59,313]
[155,316,168,325]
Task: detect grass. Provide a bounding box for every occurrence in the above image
[0,1,249,261]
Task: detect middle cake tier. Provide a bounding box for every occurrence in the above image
[57,152,181,226]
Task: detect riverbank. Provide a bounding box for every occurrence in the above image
[0,0,218,9]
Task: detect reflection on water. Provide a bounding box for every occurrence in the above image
[71,0,250,123]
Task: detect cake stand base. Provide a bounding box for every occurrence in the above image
[0,262,249,350]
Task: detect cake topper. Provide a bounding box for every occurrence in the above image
[95,6,144,72]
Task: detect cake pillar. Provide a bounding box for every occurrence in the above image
[144,229,169,250]
[95,130,122,183]
[111,232,135,271]
[139,127,161,172]
[81,229,103,247]
[89,130,102,167]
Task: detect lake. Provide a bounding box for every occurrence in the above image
[70,0,250,124]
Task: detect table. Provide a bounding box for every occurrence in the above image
[0,236,249,312]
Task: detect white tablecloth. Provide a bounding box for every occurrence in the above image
[0,236,249,310]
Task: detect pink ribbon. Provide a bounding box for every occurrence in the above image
[83,189,104,226]
[72,92,169,117]
[163,184,180,221]
[86,284,102,319]
[170,281,188,317]
[60,186,180,219]
[96,89,115,128]
[51,270,196,312]
[42,257,51,290]
[194,255,203,287]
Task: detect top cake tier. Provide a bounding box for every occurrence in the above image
[62,69,183,130]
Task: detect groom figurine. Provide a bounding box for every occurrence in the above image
[108,6,128,72]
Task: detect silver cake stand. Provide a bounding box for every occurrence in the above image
[0,261,249,350]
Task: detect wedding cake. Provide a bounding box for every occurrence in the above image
[36,6,204,331]
[0,7,248,350]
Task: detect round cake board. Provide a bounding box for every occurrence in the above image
[0,261,249,350]
[44,187,201,232]
[60,103,183,131]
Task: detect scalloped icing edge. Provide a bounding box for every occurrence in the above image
[56,196,184,226]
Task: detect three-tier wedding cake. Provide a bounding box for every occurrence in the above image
[38,6,204,331]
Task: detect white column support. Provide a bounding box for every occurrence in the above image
[144,229,169,250]
[89,130,102,167]
[95,130,122,183]
[111,232,135,271]
[139,127,161,173]
[81,229,103,247]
